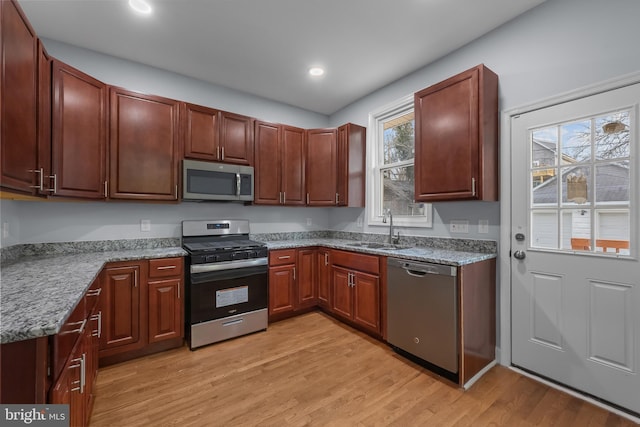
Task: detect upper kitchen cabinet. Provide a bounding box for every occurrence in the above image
[109,87,180,201]
[182,102,220,162]
[50,59,107,199]
[414,64,498,202]
[219,111,254,166]
[337,123,366,207]
[306,128,338,206]
[254,121,305,205]
[0,0,39,194]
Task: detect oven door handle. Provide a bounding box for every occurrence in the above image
[190,264,267,284]
[190,258,268,274]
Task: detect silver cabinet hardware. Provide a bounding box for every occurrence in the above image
[283,192,286,204]
[157,265,176,270]
[48,174,57,193]
[236,173,241,197]
[28,168,43,191]
[279,191,283,204]
[278,255,291,260]
[306,193,310,204]
[335,192,339,205]
[90,311,102,338]
[221,146,225,160]
[104,180,108,197]
[293,267,296,280]
[324,253,328,266]
[61,319,87,335]
[472,177,476,196]
[86,288,101,297]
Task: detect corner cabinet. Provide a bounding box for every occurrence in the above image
[109,87,180,201]
[268,248,318,321]
[414,64,498,201]
[337,123,366,207]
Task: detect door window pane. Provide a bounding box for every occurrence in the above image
[561,120,591,163]
[532,127,558,168]
[595,110,630,160]
[561,166,591,205]
[531,210,558,249]
[562,209,592,251]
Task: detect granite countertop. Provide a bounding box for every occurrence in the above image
[264,239,496,266]
[0,247,186,344]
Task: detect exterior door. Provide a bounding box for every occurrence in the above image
[511,83,640,414]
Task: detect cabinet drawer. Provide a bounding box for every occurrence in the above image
[269,249,297,266]
[51,298,86,383]
[149,257,183,278]
[331,249,380,275]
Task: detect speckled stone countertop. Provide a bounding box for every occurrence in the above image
[263,239,496,266]
[0,246,186,344]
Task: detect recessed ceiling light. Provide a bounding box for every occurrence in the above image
[309,67,325,77]
[129,0,152,15]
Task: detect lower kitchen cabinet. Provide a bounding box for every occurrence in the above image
[328,250,381,336]
[99,257,184,366]
[316,248,331,309]
[268,248,318,321]
[331,266,380,334]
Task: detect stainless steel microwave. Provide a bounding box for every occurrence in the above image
[183,159,254,201]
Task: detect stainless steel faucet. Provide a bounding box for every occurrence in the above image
[383,209,400,245]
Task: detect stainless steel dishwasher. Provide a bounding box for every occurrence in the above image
[387,257,458,379]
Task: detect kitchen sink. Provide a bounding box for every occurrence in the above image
[347,242,412,251]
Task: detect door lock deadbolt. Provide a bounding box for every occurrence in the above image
[515,233,525,241]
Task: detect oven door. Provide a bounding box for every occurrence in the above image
[189,264,267,324]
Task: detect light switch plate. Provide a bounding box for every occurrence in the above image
[478,219,489,234]
[140,219,151,232]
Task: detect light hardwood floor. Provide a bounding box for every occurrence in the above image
[90,311,637,426]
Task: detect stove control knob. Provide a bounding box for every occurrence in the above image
[205,254,219,263]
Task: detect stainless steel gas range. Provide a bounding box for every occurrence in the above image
[182,219,268,350]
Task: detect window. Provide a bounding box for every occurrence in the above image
[368,95,432,227]
[530,108,631,255]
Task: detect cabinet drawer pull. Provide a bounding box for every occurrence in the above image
[278,255,291,260]
[156,265,177,270]
[61,319,87,335]
[86,288,102,297]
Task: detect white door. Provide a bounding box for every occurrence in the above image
[511,83,640,414]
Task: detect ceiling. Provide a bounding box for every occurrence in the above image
[18,0,546,115]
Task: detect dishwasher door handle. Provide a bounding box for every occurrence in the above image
[404,269,428,277]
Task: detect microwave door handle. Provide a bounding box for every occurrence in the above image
[236,173,241,197]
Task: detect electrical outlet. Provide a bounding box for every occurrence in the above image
[306,218,312,226]
[478,219,489,234]
[140,219,151,232]
[450,220,469,233]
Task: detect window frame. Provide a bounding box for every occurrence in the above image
[367,94,432,228]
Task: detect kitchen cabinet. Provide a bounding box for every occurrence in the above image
[268,249,297,318]
[254,121,306,205]
[337,123,366,207]
[182,102,220,162]
[109,87,180,201]
[330,250,381,335]
[36,41,52,196]
[50,59,107,199]
[100,257,184,365]
[296,248,317,309]
[100,262,143,354]
[147,258,184,344]
[316,248,331,309]
[0,0,39,194]
[219,111,254,165]
[306,128,338,206]
[414,64,498,202]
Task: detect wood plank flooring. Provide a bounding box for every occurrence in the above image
[90,311,637,426]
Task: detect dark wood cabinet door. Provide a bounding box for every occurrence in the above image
[352,271,380,333]
[109,87,180,200]
[49,341,85,427]
[37,41,52,195]
[331,266,352,320]
[0,0,39,193]
[337,123,366,207]
[414,64,498,201]
[148,278,183,344]
[306,128,337,206]
[51,60,107,199]
[296,249,316,309]
[317,249,331,308]
[268,264,296,316]
[183,102,220,161]
[100,264,141,351]
[281,125,306,205]
[254,120,281,205]
[219,111,254,165]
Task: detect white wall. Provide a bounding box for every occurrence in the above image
[327,0,640,241]
[0,200,20,248]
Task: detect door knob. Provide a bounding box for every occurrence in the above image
[513,250,526,260]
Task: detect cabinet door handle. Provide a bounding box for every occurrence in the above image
[324,253,328,266]
[104,180,108,197]
[216,146,221,160]
[283,192,286,204]
[91,311,102,338]
[279,191,283,204]
[472,177,476,196]
[48,174,57,194]
[306,193,310,204]
[293,267,296,280]
[175,184,178,200]
[335,192,339,205]
[221,146,225,160]
[177,284,181,299]
[29,168,43,191]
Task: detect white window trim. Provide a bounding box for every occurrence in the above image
[366,94,432,228]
